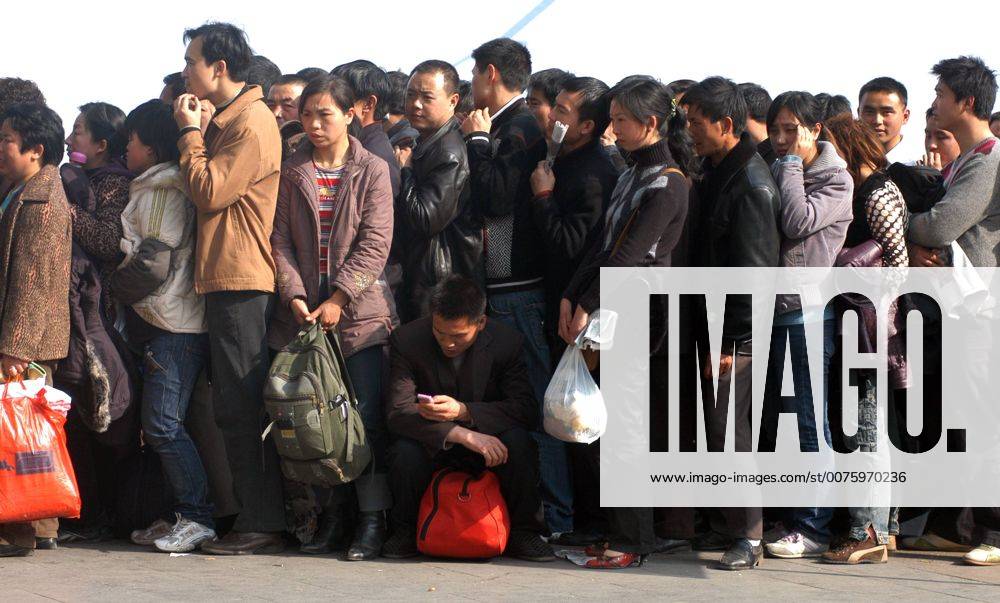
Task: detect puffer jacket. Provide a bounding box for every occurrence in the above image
[115,162,205,334]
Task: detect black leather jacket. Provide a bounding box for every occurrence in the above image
[396,118,484,320]
[691,135,781,345]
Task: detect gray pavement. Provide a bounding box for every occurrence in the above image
[1,542,999,601]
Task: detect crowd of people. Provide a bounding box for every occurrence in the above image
[1,20,999,571]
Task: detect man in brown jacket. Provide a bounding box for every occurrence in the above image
[0,103,71,556]
[172,21,285,555]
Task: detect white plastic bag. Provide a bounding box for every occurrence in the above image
[543,344,606,444]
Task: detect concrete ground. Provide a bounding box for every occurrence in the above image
[1,542,999,601]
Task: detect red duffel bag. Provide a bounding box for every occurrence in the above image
[417,468,510,558]
[0,378,81,523]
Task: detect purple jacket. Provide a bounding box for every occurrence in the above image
[269,136,398,356]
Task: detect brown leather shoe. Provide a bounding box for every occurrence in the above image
[821,530,887,565]
[200,531,285,556]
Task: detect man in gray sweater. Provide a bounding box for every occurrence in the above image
[908,56,1000,268]
[906,56,1000,568]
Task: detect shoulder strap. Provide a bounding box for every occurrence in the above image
[610,166,684,255]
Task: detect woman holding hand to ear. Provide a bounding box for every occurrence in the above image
[268,74,397,561]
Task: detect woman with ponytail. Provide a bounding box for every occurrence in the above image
[560,77,695,569]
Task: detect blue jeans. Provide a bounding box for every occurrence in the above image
[764,312,836,542]
[141,332,213,527]
[488,287,573,534]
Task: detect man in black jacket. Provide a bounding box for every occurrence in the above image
[460,37,561,533]
[683,76,782,571]
[382,277,553,561]
[331,60,401,198]
[530,76,620,355]
[395,61,483,322]
[528,75,620,544]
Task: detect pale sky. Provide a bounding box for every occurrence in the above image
[5,0,999,162]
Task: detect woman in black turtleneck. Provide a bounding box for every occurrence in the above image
[560,77,698,569]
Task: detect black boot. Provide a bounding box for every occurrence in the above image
[300,508,344,555]
[346,511,386,561]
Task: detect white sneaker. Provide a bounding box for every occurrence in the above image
[964,544,1000,566]
[154,514,217,553]
[765,531,829,559]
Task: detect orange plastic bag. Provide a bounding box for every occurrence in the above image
[0,379,81,523]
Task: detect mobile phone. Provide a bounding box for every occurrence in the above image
[417,393,433,404]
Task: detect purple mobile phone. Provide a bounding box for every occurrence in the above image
[417,393,433,404]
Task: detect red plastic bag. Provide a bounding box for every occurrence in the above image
[417,468,510,558]
[0,379,81,523]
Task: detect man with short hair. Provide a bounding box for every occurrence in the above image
[382,276,553,562]
[737,82,775,163]
[990,111,1000,138]
[906,55,1000,567]
[526,75,619,540]
[525,68,574,132]
[246,55,281,98]
[265,74,306,127]
[683,76,782,570]
[331,60,400,198]
[383,70,419,149]
[394,60,482,321]
[462,37,557,534]
[858,76,912,163]
[172,21,286,555]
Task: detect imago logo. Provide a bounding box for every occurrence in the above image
[597,267,1000,508]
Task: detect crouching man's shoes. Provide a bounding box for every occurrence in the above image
[717,538,763,570]
[34,537,58,550]
[0,543,33,557]
[200,531,285,555]
[504,531,555,562]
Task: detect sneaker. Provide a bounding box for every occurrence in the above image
[964,544,1000,566]
[765,532,829,559]
[154,514,217,553]
[131,518,174,546]
[821,532,887,565]
[504,531,555,562]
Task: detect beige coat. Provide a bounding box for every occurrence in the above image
[178,85,281,294]
[119,162,205,333]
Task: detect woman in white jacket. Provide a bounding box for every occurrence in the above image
[111,100,213,554]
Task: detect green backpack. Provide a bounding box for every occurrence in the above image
[263,322,371,486]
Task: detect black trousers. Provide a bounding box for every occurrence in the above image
[205,290,285,533]
[388,428,546,534]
